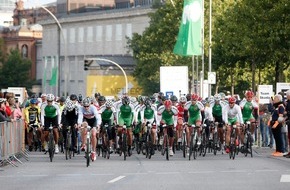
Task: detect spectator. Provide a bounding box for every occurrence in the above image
[0,98,14,122]
[284,90,290,158]
[13,99,23,120]
[269,94,285,157]
[259,103,269,147]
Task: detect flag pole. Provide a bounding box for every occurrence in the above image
[201,0,205,99]
[209,0,212,97]
[192,55,195,94]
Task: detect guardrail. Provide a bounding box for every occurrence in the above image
[0,120,28,167]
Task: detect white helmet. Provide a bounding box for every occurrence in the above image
[65,100,75,111]
[105,100,113,108]
[214,94,221,101]
[47,94,55,101]
[179,96,187,103]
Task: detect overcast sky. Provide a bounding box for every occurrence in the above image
[23,0,56,8]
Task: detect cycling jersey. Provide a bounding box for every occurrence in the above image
[184,101,204,125]
[79,105,101,127]
[157,105,178,126]
[223,104,244,125]
[24,106,41,124]
[41,102,61,127]
[239,98,258,122]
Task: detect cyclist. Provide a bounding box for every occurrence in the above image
[176,96,187,145]
[239,90,258,144]
[79,97,101,161]
[184,94,204,153]
[24,98,41,151]
[58,96,66,113]
[41,94,61,154]
[115,95,135,156]
[210,94,226,152]
[99,100,117,153]
[223,96,243,153]
[157,99,178,156]
[140,97,158,153]
[61,99,80,153]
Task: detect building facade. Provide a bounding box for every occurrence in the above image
[39,7,153,97]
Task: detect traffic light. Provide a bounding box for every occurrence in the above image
[84,59,90,71]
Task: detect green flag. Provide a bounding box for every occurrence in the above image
[173,0,203,56]
[49,67,58,86]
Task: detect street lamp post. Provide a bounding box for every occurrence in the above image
[40,6,66,96]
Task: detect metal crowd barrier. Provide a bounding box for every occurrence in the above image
[0,120,28,167]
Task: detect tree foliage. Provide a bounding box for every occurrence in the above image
[128,0,290,96]
[0,49,33,89]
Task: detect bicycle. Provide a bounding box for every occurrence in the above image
[47,124,55,162]
[145,122,154,159]
[84,125,92,167]
[161,124,169,161]
[229,124,238,160]
[243,121,253,157]
[211,122,222,155]
[120,125,128,160]
[28,123,41,152]
[199,123,208,157]
[181,123,187,158]
[189,125,199,160]
[65,125,73,160]
[101,123,111,159]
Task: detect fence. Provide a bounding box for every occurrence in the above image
[0,120,28,167]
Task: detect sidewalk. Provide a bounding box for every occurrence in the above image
[253,146,290,162]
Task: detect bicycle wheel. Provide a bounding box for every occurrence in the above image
[201,133,207,157]
[123,134,127,160]
[182,134,186,158]
[65,132,71,160]
[165,135,169,161]
[189,134,194,160]
[86,137,90,167]
[48,133,54,162]
[213,132,218,155]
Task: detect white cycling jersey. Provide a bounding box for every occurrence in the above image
[222,104,244,125]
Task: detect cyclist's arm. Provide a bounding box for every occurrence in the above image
[40,104,46,126]
[223,106,229,125]
[77,107,84,126]
[92,106,101,127]
[172,106,179,128]
[129,103,135,125]
[24,107,29,123]
[236,105,244,125]
[53,103,61,125]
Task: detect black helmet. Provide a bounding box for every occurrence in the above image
[186,94,191,101]
[150,96,156,103]
[98,96,106,102]
[59,96,66,102]
[70,93,78,101]
[144,98,151,107]
[94,92,101,98]
[170,95,178,102]
[122,96,130,105]
[78,94,83,102]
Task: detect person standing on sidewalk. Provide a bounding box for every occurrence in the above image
[284,90,290,158]
[269,94,285,157]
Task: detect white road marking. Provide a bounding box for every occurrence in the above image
[57,174,82,177]
[220,170,247,173]
[255,169,279,172]
[91,173,114,176]
[188,171,214,174]
[124,173,148,175]
[22,175,48,177]
[108,176,126,183]
[280,175,290,182]
[156,172,180,175]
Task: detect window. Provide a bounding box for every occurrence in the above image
[69,28,75,43]
[106,25,112,41]
[87,26,93,42]
[96,25,103,41]
[116,24,122,41]
[126,23,132,39]
[78,27,84,42]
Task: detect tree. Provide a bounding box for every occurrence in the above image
[0,49,33,89]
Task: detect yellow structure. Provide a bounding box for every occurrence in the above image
[86,75,142,97]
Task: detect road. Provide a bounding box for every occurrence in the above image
[0,147,289,190]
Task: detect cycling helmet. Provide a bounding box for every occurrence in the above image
[150,96,156,103]
[30,94,38,99]
[30,98,37,104]
[59,96,66,102]
[228,97,236,104]
[130,96,137,104]
[160,95,166,101]
[105,100,113,108]
[186,94,191,101]
[191,93,199,101]
[65,100,75,111]
[137,95,145,103]
[78,94,83,102]
[245,90,254,98]
[122,96,130,105]
[158,92,164,98]
[170,95,178,102]
[70,93,78,101]
[219,92,226,99]
[179,96,187,103]
[164,100,172,108]
[94,92,101,98]
[0,98,6,103]
[47,94,55,101]
[144,98,151,107]
[214,94,221,101]
[98,96,106,102]
[82,97,91,107]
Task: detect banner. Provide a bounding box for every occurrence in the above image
[258,85,273,104]
[173,0,203,56]
[49,67,58,86]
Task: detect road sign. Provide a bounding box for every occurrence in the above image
[208,72,216,84]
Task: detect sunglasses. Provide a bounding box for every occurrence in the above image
[84,106,90,108]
